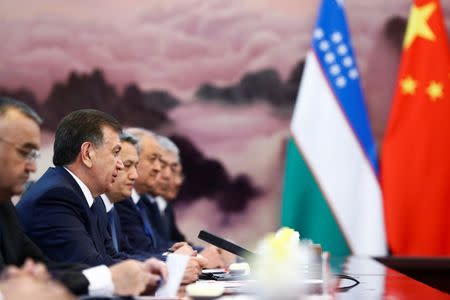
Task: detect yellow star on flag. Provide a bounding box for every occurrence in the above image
[426,81,443,101]
[400,75,417,95]
[403,2,436,49]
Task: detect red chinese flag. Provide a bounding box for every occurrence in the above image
[381,0,450,255]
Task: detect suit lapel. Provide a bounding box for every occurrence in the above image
[54,167,86,201]
[57,167,106,254]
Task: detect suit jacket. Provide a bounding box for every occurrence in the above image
[146,200,186,244]
[0,201,89,295]
[136,195,173,250]
[145,199,203,251]
[16,166,126,267]
[92,199,148,261]
[114,197,165,260]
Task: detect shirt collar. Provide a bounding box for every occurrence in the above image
[155,196,167,213]
[131,189,140,204]
[144,193,156,203]
[144,193,156,204]
[100,194,114,212]
[64,167,95,208]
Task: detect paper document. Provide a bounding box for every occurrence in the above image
[155,253,189,298]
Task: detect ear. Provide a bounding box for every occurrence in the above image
[80,142,95,168]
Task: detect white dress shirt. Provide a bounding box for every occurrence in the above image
[131,189,140,204]
[100,194,114,213]
[141,193,167,215]
[155,196,168,215]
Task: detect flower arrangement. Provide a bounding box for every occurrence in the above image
[249,227,333,299]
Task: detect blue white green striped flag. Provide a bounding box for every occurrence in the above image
[281,0,386,256]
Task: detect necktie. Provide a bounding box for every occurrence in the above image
[160,208,171,240]
[89,202,105,254]
[0,224,5,269]
[136,201,157,249]
[108,208,119,252]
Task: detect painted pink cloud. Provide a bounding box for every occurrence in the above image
[167,102,289,246]
[169,102,288,158]
[0,0,429,101]
[0,0,307,100]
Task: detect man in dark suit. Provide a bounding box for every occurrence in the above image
[17,109,131,266]
[99,131,208,285]
[151,136,230,268]
[99,132,157,259]
[0,97,166,297]
[149,136,186,244]
[124,130,229,268]
[122,128,187,252]
[116,127,206,283]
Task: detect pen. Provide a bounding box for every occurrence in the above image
[162,248,175,256]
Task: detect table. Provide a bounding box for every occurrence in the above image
[203,256,450,299]
[84,257,450,299]
[333,256,449,299]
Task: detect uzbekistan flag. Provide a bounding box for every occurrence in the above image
[281,0,387,256]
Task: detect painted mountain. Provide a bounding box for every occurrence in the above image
[1,0,449,248]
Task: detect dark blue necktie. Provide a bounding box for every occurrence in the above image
[108,208,119,252]
[160,207,171,240]
[136,200,157,249]
[89,202,106,255]
[0,223,5,268]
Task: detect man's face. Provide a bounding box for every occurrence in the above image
[107,142,139,202]
[134,135,163,195]
[0,109,40,199]
[90,126,123,196]
[165,163,184,201]
[154,150,179,198]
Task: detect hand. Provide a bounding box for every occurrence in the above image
[0,275,75,300]
[181,256,201,284]
[218,248,237,267]
[1,258,51,281]
[173,244,194,255]
[170,242,188,252]
[140,258,168,295]
[109,259,151,296]
[200,246,225,268]
[195,253,208,269]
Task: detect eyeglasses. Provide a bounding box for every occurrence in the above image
[0,137,41,162]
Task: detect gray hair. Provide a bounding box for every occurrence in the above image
[0,96,42,125]
[119,131,139,154]
[119,132,138,145]
[124,127,157,154]
[157,135,180,163]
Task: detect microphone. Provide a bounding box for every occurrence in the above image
[198,230,255,259]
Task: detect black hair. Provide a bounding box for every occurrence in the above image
[53,109,122,166]
[0,96,42,125]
